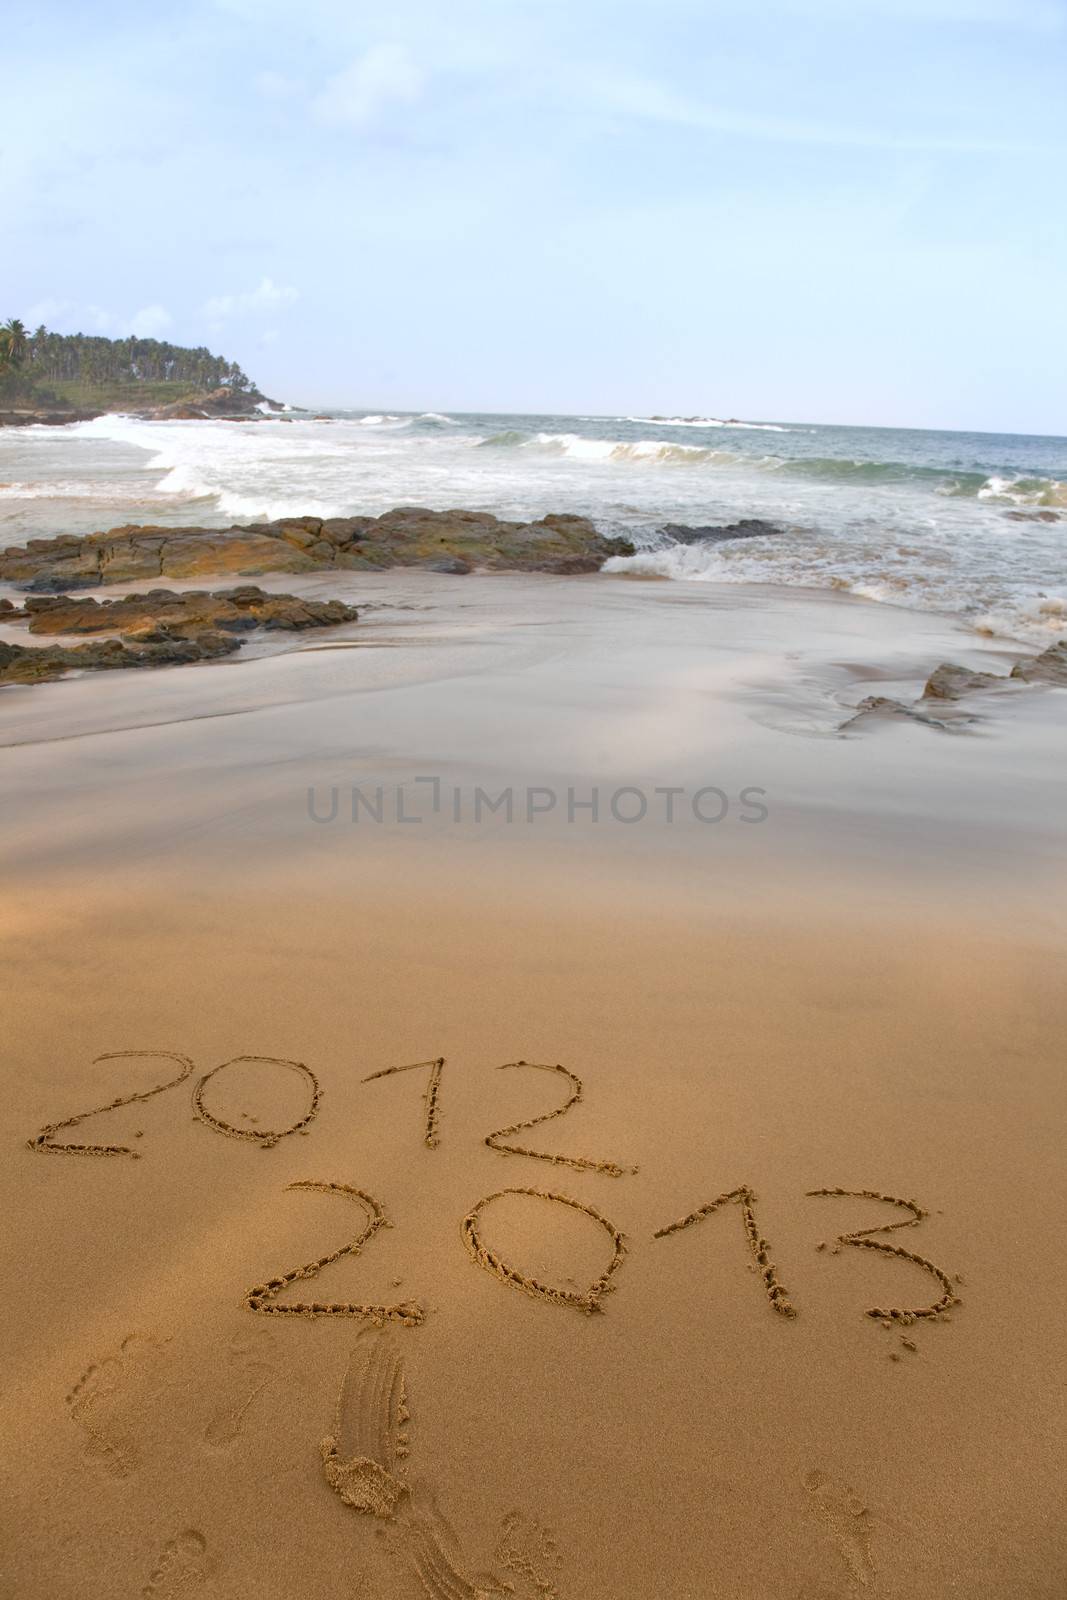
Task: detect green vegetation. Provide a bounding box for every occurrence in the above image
[0,317,256,409]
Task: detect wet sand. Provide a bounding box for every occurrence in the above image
[2,571,1065,1599]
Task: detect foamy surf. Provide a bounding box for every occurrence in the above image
[2,407,1065,645]
[625,416,793,432]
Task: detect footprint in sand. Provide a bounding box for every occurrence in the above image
[495,1510,563,1599]
[142,1529,209,1597]
[203,1328,276,1449]
[66,1332,168,1478]
[804,1470,875,1589]
[322,1331,563,1599]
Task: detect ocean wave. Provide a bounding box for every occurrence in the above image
[625,416,792,432]
[976,474,1067,506]
[478,430,738,466]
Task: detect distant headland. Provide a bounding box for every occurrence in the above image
[0,316,283,424]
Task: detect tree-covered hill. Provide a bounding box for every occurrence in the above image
[0,317,259,410]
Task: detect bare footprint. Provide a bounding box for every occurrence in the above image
[142,1529,209,1597]
[495,1510,563,1598]
[804,1470,875,1589]
[66,1332,168,1478]
[406,1484,509,1600]
[204,1329,276,1449]
[321,1328,412,1518]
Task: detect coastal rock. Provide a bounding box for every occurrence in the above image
[0,631,242,685]
[844,695,964,732]
[922,663,1003,700]
[1010,639,1067,685]
[18,587,358,639]
[0,407,101,428]
[422,556,472,574]
[660,519,784,544]
[0,586,359,687]
[0,508,634,587]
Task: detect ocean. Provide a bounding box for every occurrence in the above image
[1,408,1065,643]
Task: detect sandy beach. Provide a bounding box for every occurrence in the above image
[2,568,1065,1598]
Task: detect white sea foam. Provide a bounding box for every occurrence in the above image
[625,416,792,432]
[4,410,1065,646]
[515,432,732,465]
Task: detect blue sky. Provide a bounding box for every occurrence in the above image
[4,0,1066,430]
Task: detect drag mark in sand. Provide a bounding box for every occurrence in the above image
[323,1332,563,1599]
[28,1049,195,1158]
[321,1328,412,1517]
[654,1186,797,1317]
[462,1187,628,1314]
[245,1180,424,1322]
[484,1060,636,1177]
[66,1331,169,1478]
[192,1054,322,1148]
[363,1057,445,1148]
[808,1188,960,1325]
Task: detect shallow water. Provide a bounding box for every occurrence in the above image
[1,407,1065,643]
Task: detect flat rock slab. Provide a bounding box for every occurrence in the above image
[0,585,358,687]
[0,509,635,588]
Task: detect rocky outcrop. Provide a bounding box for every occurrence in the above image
[0,387,284,428]
[144,386,283,420]
[844,637,1067,733]
[922,640,1067,699]
[0,407,101,428]
[660,519,784,544]
[1010,639,1067,685]
[0,509,635,588]
[921,663,1003,700]
[0,585,358,686]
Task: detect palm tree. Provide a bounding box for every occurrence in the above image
[2,318,27,367]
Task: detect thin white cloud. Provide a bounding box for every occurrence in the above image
[204,277,299,319]
[579,66,1065,156]
[19,300,173,337]
[24,297,74,327]
[774,0,1064,25]
[128,304,173,337]
[311,43,425,128]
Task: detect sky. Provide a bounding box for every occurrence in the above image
[3,0,1066,431]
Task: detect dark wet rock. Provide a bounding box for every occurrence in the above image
[0,508,633,586]
[846,635,1067,734]
[0,408,101,428]
[1004,509,1060,523]
[0,586,359,687]
[922,663,1004,700]
[660,519,784,545]
[18,587,358,640]
[23,572,102,593]
[1010,639,1067,685]
[423,557,472,574]
[844,695,966,732]
[0,631,242,685]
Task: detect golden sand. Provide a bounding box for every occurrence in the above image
[1,571,1065,1597]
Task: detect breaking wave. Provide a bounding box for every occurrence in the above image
[479,430,737,466]
[625,416,792,431]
